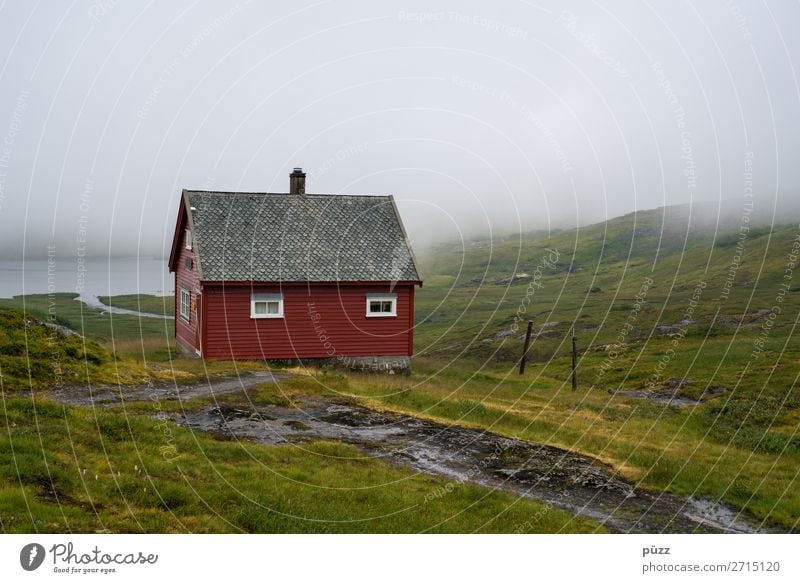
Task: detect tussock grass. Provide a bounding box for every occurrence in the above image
[0,396,602,533]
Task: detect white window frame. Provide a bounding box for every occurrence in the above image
[180,287,191,322]
[366,293,397,317]
[251,293,284,319]
[185,228,193,250]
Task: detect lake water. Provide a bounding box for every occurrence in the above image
[0,257,172,299]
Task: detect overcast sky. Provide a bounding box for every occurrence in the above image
[0,0,798,259]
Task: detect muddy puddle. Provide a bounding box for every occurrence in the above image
[172,396,770,534]
[612,389,701,407]
[50,371,290,407]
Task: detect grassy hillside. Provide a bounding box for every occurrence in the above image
[294,362,798,529]
[0,390,601,534]
[0,293,172,341]
[414,204,800,402]
[0,308,600,533]
[0,308,152,390]
[394,203,800,528]
[1,203,797,532]
[98,294,174,317]
[0,297,263,387]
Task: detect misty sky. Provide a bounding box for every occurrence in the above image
[0,0,798,259]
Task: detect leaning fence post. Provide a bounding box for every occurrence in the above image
[519,320,533,375]
[571,327,578,391]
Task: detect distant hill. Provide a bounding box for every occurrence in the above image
[414,202,800,402]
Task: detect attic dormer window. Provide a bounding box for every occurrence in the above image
[185,228,192,250]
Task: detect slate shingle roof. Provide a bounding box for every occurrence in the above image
[184,191,421,283]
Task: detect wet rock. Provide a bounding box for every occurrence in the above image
[702,386,728,397]
[284,420,310,431]
[320,404,397,428]
[591,343,626,352]
[495,273,532,285]
[45,366,777,534]
[208,405,252,419]
[153,394,772,533]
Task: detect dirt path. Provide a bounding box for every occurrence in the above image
[49,374,774,533]
[175,396,770,534]
[50,370,290,406]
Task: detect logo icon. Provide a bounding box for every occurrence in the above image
[20,543,46,571]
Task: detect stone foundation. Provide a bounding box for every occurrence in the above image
[275,355,412,375]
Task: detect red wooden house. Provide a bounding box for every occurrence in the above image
[167,168,422,372]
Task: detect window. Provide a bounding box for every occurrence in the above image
[366,293,397,317]
[185,228,192,250]
[180,287,191,322]
[251,293,283,318]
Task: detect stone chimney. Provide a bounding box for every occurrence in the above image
[289,167,306,194]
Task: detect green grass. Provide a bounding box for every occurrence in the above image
[0,308,155,390]
[98,294,174,317]
[0,297,267,387]
[0,293,172,342]
[413,205,800,402]
[263,363,799,529]
[2,203,798,532]
[0,396,602,533]
[379,205,800,529]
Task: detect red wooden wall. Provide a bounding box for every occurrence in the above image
[200,283,415,360]
[174,227,200,353]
